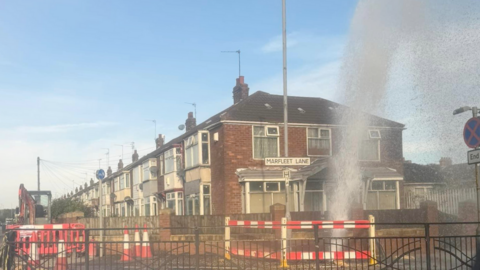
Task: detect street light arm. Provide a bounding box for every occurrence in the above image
[453,106,472,115]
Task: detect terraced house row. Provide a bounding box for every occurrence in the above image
[69,76,406,217]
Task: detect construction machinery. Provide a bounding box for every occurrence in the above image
[14,184,52,225]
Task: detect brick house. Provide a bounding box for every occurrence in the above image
[71,76,405,216]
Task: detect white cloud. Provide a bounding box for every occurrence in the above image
[252,60,341,101]
[261,32,345,61]
[261,32,301,53]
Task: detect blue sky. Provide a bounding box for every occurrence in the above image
[0,1,356,205]
[1,0,479,206]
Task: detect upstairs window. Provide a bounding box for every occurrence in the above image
[159,154,165,175]
[185,132,210,169]
[253,126,279,159]
[114,178,119,191]
[125,173,130,188]
[201,132,210,165]
[359,130,381,161]
[185,134,199,168]
[133,167,140,185]
[142,159,157,181]
[120,175,125,190]
[165,149,175,174]
[307,128,331,156]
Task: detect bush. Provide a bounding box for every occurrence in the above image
[51,197,93,219]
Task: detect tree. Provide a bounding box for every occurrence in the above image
[51,197,93,219]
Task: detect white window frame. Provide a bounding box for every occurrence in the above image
[200,184,211,215]
[359,130,381,162]
[185,134,199,169]
[200,132,210,165]
[369,130,381,139]
[166,191,184,215]
[159,154,164,176]
[244,181,297,213]
[306,127,332,156]
[120,175,125,190]
[126,173,130,188]
[367,180,399,210]
[114,178,119,192]
[165,149,176,174]
[252,125,280,160]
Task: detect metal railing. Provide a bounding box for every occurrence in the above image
[1,222,479,270]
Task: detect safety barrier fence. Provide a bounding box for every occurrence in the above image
[2,222,480,270]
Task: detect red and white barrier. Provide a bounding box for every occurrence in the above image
[230,248,370,260]
[226,220,369,229]
[141,224,152,258]
[225,215,376,265]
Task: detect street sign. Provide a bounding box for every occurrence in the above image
[468,149,480,165]
[265,157,310,166]
[96,169,105,180]
[464,117,480,148]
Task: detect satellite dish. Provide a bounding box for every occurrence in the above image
[178,124,185,130]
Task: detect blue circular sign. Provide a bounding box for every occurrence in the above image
[96,169,105,180]
[464,118,480,148]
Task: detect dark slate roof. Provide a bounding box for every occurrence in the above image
[223,91,404,128]
[403,163,445,183]
[102,91,404,183]
[442,163,475,184]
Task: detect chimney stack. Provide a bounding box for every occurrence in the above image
[107,166,112,177]
[156,134,165,149]
[439,157,452,168]
[185,112,196,132]
[233,76,249,104]
[117,159,124,171]
[132,150,139,162]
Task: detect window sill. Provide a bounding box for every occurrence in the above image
[184,165,211,172]
[307,154,332,157]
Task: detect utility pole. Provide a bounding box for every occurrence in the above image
[37,157,40,191]
[282,0,290,221]
[97,162,104,258]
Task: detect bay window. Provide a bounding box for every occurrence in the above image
[159,154,164,175]
[253,126,279,159]
[304,181,326,212]
[120,175,125,190]
[114,178,119,191]
[185,132,210,169]
[247,181,295,213]
[166,191,184,215]
[185,185,211,216]
[307,128,331,156]
[359,130,381,161]
[367,180,397,210]
[185,134,199,168]
[165,149,175,174]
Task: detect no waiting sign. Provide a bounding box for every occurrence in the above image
[464,117,480,148]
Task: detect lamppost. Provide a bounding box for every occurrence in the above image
[453,106,480,234]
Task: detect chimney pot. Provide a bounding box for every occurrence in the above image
[107,166,112,176]
[117,159,124,171]
[132,150,139,162]
[156,134,165,149]
[233,76,249,104]
[185,112,196,132]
